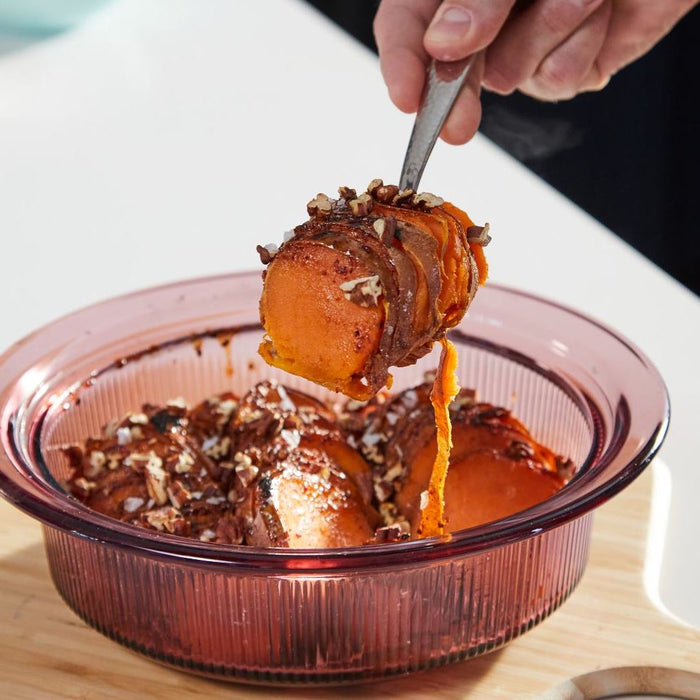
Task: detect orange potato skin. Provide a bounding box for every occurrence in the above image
[441,202,489,286]
[416,337,460,537]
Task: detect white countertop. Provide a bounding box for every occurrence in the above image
[0,0,698,627]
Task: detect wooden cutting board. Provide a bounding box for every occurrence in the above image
[0,464,697,699]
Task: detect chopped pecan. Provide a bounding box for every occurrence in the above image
[123,496,145,513]
[392,188,415,206]
[256,243,279,265]
[307,193,332,217]
[143,506,188,535]
[466,223,491,246]
[347,193,374,217]
[167,480,192,508]
[374,184,400,204]
[506,440,535,461]
[366,178,383,196]
[339,275,383,307]
[375,522,410,543]
[413,192,444,209]
[86,450,106,478]
[235,460,259,487]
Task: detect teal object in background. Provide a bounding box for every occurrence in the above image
[0,0,112,34]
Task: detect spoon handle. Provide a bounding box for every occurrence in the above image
[399,56,477,192]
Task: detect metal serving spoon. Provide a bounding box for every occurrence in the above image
[399,56,477,192]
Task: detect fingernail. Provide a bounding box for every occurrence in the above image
[426,6,472,45]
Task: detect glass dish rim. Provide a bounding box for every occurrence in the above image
[0,272,670,571]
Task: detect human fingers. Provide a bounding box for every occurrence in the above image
[374,0,441,113]
[483,0,607,96]
[520,1,612,101]
[440,51,485,144]
[593,0,698,79]
[578,67,611,93]
[423,0,516,63]
[568,0,697,99]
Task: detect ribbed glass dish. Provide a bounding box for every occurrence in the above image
[0,272,668,685]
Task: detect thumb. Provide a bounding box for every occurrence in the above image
[424,0,515,62]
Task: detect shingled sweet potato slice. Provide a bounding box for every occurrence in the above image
[259,241,385,398]
[247,453,375,548]
[442,201,489,286]
[300,433,373,504]
[443,452,564,531]
[393,400,568,532]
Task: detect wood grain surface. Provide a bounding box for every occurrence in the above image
[0,464,697,699]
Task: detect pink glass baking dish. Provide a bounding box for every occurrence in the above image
[0,272,668,685]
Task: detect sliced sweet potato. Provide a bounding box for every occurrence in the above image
[248,453,375,548]
[374,202,457,317]
[299,432,373,505]
[394,398,567,533]
[441,201,488,286]
[259,241,384,399]
[444,452,564,531]
[397,439,564,533]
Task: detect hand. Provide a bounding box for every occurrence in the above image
[374,0,699,144]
